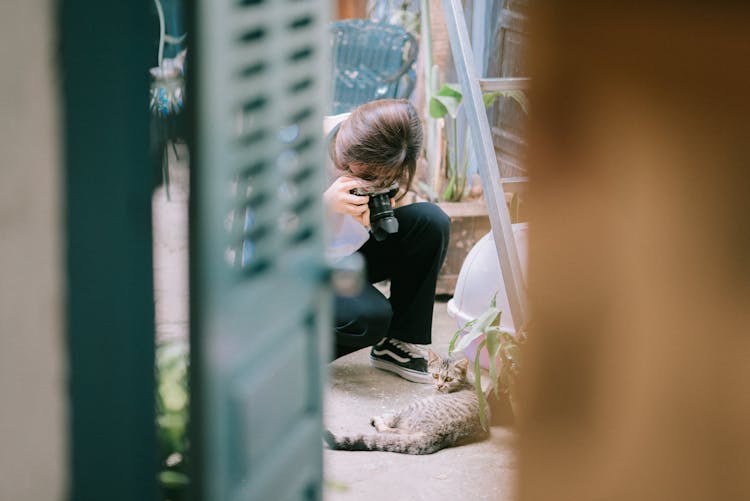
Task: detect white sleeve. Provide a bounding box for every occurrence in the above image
[325,212,370,261]
[323,112,351,136]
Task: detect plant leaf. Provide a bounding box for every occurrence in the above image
[159,470,190,487]
[492,310,501,328]
[441,174,456,201]
[482,90,511,108]
[508,90,530,114]
[436,83,462,99]
[463,317,479,330]
[490,290,499,309]
[483,91,501,108]
[485,329,503,397]
[453,305,500,353]
[430,84,462,119]
[448,330,460,356]
[449,318,477,355]
[482,90,530,116]
[474,339,489,430]
[432,94,461,119]
[428,96,448,119]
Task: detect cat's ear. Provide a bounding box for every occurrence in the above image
[427,349,440,367]
[455,357,469,374]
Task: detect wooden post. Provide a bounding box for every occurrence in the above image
[521,4,750,501]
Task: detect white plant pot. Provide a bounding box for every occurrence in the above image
[446,223,528,369]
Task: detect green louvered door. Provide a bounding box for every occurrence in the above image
[190,0,331,499]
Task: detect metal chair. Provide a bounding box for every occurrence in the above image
[330,19,418,114]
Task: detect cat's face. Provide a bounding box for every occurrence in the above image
[427,350,469,393]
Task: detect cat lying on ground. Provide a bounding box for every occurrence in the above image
[324,350,489,455]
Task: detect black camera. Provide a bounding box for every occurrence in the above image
[350,182,400,241]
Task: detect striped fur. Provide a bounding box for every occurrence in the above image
[325,351,489,455]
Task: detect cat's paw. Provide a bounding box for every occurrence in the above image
[322,429,337,449]
[372,415,391,432]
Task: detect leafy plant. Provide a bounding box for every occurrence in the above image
[448,293,525,429]
[156,339,190,500]
[429,84,529,202]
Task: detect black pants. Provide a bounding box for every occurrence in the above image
[334,202,450,358]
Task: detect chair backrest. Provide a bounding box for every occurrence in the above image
[330,19,418,114]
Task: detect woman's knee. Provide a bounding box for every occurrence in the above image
[398,202,450,245]
[424,203,451,240]
[334,287,392,343]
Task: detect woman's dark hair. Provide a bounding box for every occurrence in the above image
[329,99,423,199]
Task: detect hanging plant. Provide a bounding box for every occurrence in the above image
[150,0,187,201]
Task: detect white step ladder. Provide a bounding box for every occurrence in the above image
[441,0,529,334]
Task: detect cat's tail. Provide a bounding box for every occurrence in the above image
[323,429,441,455]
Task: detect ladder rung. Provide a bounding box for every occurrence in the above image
[502,176,528,193]
[478,77,530,92]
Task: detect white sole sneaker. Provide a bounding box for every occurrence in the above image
[369,356,432,384]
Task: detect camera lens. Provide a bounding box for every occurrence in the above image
[368,193,398,241]
[368,193,393,221]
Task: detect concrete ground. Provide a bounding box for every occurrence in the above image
[323,299,518,501]
[153,150,518,500]
[153,145,190,345]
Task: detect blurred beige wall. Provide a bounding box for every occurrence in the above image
[0,1,65,500]
[520,4,750,501]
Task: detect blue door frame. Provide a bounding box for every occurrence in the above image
[62,1,157,499]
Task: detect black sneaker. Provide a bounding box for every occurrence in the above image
[369,338,431,384]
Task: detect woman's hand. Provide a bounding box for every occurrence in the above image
[324,176,371,228]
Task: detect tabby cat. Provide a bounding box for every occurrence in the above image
[324,350,489,455]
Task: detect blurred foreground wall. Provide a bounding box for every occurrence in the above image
[521,3,750,501]
[0,1,65,500]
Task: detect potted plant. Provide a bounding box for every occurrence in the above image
[448,294,526,429]
[427,84,529,202]
[150,0,187,201]
[421,84,528,294]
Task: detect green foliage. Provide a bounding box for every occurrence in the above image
[428,84,529,202]
[156,339,190,501]
[429,84,469,202]
[429,84,463,119]
[473,339,489,429]
[448,293,525,429]
[324,480,351,493]
[482,89,530,114]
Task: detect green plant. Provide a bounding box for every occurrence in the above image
[448,293,525,429]
[428,84,529,202]
[151,0,187,202]
[156,339,190,500]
